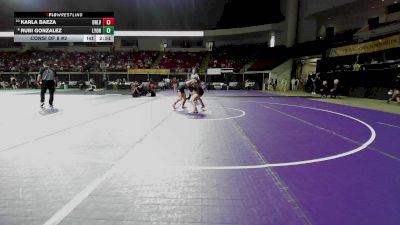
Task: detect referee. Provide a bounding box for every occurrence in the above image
[37,61,58,108]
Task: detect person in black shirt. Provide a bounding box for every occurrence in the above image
[320,80,329,98]
[37,61,58,108]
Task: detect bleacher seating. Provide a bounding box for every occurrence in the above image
[208,51,249,71]
[158,52,203,73]
[248,59,283,71]
[0,50,158,72]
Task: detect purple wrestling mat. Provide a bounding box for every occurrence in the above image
[0,90,398,225]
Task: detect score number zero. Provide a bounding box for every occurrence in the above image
[102,18,114,35]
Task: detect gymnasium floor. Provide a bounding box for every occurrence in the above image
[0,89,399,225]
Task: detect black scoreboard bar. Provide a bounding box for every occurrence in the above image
[14,12,114,18]
[15,27,107,34]
[15,19,108,26]
[14,12,114,42]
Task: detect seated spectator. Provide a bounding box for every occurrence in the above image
[0,81,8,89]
[131,81,141,97]
[330,79,340,98]
[78,80,86,90]
[387,88,400,104]
[149,82,156,97]
[29,76,36,88]
[321,80,329,98]
[86,78,96,91]
[10,76,17,90]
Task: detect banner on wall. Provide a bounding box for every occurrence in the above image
[128,69,170,74]
[207,68,234,75]
[328,34,400,57]
[207,68,221,75]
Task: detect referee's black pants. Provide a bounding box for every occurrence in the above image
[40,80,55,105]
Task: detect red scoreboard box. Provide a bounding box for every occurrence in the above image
[102,18,115,26]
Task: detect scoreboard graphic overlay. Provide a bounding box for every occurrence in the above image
[14,12,114,42]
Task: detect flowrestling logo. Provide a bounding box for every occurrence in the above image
[46,12,83,18]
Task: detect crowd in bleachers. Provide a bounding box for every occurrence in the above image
[0,44,288,74]
[0,50,158,72]
[158,52,203,73]
[209,45,256,72]
[209,51,249,71]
